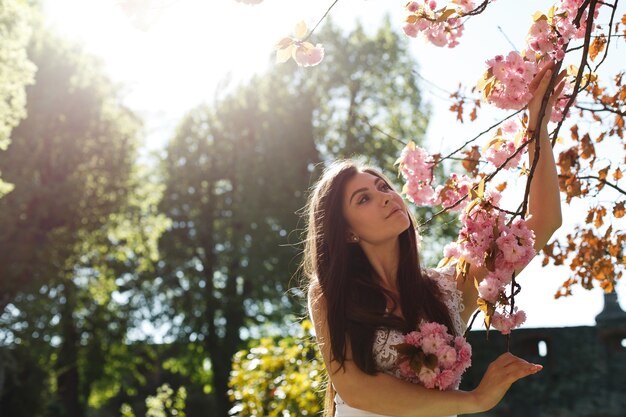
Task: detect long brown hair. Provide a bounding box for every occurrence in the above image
[302,160,455,416]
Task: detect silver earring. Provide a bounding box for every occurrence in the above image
[352,235,359,242]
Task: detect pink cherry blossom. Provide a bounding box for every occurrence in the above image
[405,331,423,346]
[454,336,472,364]
[501,119,521,134]
[478,276,503,304]
[421,333,447,355]
[418,366,439,389]
[436,345,458,368]
[403,1,466,48]
[453,0,476,13]
[434,173,473,211]
[482,51,538,110]
[492,309,527,334]
[397,142,438,206]
[294,43,325,67]
[484,139,524,170]
[435,369,458,391]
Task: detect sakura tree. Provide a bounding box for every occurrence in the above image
[265,0,625,338]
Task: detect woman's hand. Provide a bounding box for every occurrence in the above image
[470,352,543,412]
[527,61,568,131]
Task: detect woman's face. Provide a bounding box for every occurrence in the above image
[342,171,411,245]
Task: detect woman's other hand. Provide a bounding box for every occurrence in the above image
[470,352,543,412]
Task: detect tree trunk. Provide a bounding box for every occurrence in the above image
[56,280,83,417]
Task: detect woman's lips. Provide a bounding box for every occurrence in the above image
[386,207,402,218]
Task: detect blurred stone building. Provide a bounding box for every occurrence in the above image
[460,291,626,417]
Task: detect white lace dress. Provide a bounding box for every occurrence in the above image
[334,264,466,417]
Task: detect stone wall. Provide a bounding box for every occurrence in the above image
[459,324,626,417]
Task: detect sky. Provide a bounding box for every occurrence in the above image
[40,0,626,331]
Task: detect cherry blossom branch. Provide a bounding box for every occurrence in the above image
[564,174,626,195]
[464,310,481,338]
[353,113,408,146]
[575,104,626,116]
[421,136,531,226]
[463,0,491,16]
[303,0,340,43]
[593,0,618,72]
[437,110,524,164]
[552,0,597,142]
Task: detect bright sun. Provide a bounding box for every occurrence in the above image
[43,0,323,116]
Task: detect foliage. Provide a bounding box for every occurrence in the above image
[228,320,324,417]
[0,0,36,198]
[154,18,455,415]
[0,17,166,417]
[120,383,187,417]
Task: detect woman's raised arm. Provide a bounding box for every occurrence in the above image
[307,282,542,417]
[457,61,566,320]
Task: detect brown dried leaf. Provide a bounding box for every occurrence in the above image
[462,146,480,175]
[579,134,596,161]
[598,165,610,181]
[589,34,607,62]
[470,106,478,121]
[614,201,625,218]
[594,206,606,228]
[570,124,579,141]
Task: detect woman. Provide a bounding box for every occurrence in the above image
[304,61,565,417]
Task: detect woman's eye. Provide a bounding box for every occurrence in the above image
[380,183,391,191]
[358,195,369,204]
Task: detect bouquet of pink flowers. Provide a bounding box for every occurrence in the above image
[392,322,472,390]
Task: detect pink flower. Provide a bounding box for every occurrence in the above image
[394,322,471,391]
[403,23,419,38]
[399,360,417,380]
[492,310,527,334]
[418,366,439,389]
[419,322,450,338]
[453,0,475,13]
[421,333,447,355]
[436,345,458,368]
[501,119,520,134]
[443,242,461,259]
[403,1,466,48]
[436,369,458,391]
[454,337,472,364]
[481,51,538,110]
[405,330,423,346]
[294,43,324,67]
[485,139,524,170]
[478,276,503,304]
[434,173,472,211]
[407,1,420,12]
[397,142,438,206]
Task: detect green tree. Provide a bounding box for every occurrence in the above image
[0,0,36,199]
[157,63,319,416]
[311,17,430,174]
[0,22,166,417]
[228,320,324,417]
[306,17,459,265]
[156,18,455,417]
